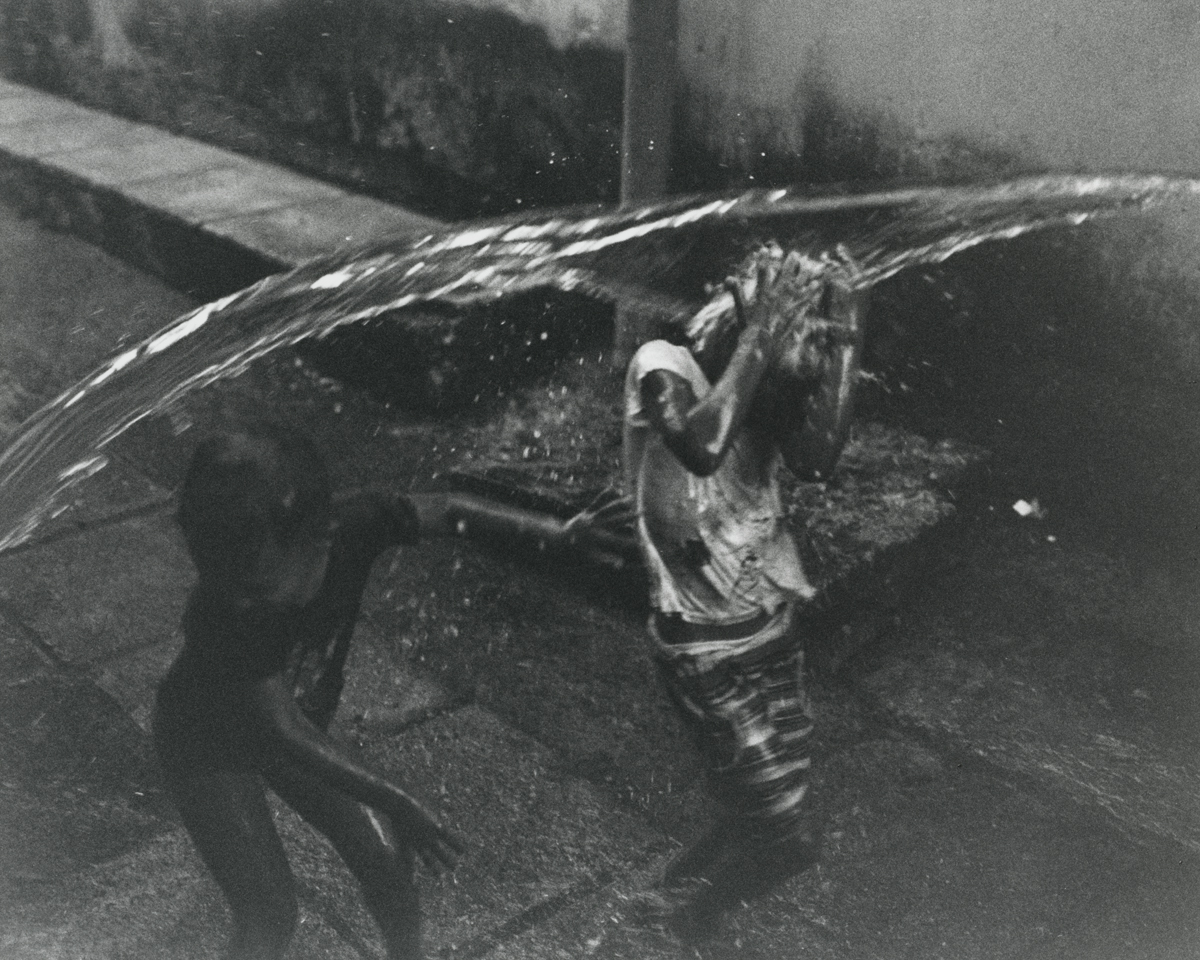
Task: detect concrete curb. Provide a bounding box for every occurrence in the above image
[0,78,439,300]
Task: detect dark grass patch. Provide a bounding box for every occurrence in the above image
[298,290,615,414]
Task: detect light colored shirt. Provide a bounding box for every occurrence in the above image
[623,340,814,625]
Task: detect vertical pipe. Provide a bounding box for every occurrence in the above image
[614,0,680,362]
[620,0,679,205]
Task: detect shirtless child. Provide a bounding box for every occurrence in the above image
[624,245,869,938]
[154,422,629,959]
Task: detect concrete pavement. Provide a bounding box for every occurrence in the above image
[0,77,1197,959]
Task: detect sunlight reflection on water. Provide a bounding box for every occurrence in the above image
[1,174,1195,552]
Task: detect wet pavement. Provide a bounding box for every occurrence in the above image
[0,80,1198,959]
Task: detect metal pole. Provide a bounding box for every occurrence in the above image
[621,0,679,205]
[614,0,680,362]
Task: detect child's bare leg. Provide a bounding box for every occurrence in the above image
[268,762,422,960]
[164,767,298,959]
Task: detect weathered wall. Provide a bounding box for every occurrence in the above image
[474,0,1200,179]
[452,0,623,48]
[677,0,1200,177]
[77,0,1200,179]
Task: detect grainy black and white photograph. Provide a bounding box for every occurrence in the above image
[0,1,1197,957]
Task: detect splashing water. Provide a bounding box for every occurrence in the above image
[0,173,1196,552]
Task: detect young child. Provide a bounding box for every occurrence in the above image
[154,420,631,960]
[154,422,461,960]
[623,245,869,939]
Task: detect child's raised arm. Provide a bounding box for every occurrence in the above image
[777,257,869,482]
[640,268,793,478]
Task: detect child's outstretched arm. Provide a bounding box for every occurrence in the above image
[407,490,638,569]
[250,672,464,871]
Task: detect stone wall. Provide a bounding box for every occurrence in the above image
[676,0,1200,180]
[452,0,1200,183]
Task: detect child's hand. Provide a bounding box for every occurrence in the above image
[822,245,869,309]
[725,245,826,346]
[723,246,786,340]
[389,793,465,872]
[562,488,636,542]
[820,246,868,331]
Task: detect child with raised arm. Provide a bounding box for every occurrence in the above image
[624,245,869,940]
[154,423,460,960]
[154,420,631,960]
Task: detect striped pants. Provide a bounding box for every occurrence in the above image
[651,606,814,842]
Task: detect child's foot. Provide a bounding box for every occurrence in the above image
[624,885,729,945]
[662,819,740,885]
[634,829,821,945]
[755,828,821,887]
[624,878,703,924]
[672,827,822,938]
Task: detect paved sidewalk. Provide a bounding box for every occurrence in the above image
[0,76,438,295]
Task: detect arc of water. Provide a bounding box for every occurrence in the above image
[0,173,1194,553]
